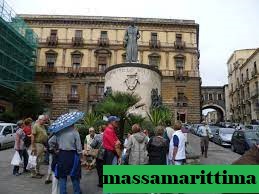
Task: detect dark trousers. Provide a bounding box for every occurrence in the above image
[13,149,29,174]
[104,150,115,165]
[96,158,104,185]
[200,136,209,157]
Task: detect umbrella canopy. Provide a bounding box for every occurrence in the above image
[48,111,85,133]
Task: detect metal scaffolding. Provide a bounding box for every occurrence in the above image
[0,0,38,90]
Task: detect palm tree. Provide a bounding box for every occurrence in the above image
[147,106,173,126]
[95,91,141,139]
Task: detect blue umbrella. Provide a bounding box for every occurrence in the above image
[48,111,85,133]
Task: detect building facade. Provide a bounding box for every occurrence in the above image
[226,48,259,124]
[22,15,201,122]
[0,0,37,113]
[204,110,218,124]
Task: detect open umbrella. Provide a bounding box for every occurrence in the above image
[48,111,85,133]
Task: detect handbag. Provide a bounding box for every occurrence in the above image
[26,151,37,170]
[11,151,22,166]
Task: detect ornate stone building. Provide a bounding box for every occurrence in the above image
[226,48,259,124]
[21,15,201,122]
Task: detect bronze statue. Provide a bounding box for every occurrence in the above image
[124,21,140,63]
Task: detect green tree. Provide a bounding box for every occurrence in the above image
[13,84,45,119]
[95,91,141,139]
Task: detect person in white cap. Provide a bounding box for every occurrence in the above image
[30,115,48,178]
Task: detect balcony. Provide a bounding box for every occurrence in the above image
[40,92,53,101]
[98,37,109,47]
[174,41,185,49]
[89,94,104,102]
[47,36,58,46]
[149,40,160,49]
[39,66,57,74]
[67,67,99,76]
[72,37,84,46]
[174,96,188,107]
[67,94,80,103]
[250,90,259,99]
[174,71,189,80]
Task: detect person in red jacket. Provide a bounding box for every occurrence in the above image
[103,116,121,165]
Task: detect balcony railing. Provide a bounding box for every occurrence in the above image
[47,36,58,46]
[40,92,53,101]
[161,70,199,78]
[251,70,258,78]
[67,67,100,74]
[72,37,84,46]
[89,94,104,102]
[149,40,161,49]
[174,41,185,49]
[67,94,80,102]
[38,38,196,48]
[174,97,188,107]
[98,37,109,47]
[39,66,57,73]
[250,90,259,99]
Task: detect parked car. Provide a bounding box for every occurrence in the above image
[190,124,201,134]
[209,125,220,140]
[231,129,259,154]
[193,124,203,136]
[0,123,17,149]
[212,128,235,146]
[245,125,259,130]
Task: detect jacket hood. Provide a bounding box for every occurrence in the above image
[133,132,146,143]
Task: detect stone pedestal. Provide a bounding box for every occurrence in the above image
[105,63,162,116]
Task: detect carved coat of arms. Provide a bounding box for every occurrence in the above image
[125,73,140,91]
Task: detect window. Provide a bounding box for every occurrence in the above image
[175,58,184,75]
[75,30,82,38]
[72,54,82,67]
[3,126,12,135]
[178,92,185,100]
[71,85,78,96]
[97,86,104,96]
[46,54,56,67]
[151,33,157,41]
[50,30,57,37]
[208,93,213,100]
[149,56,160,67]
[254,61,257,73]
[176,34,182,42]
[44,84,52,94]
[246,69,249,80]
[101,31,108,39]
[218,93,222,100]
[98,56,107,72]
[122,53,126,63]
[241,73,244,82]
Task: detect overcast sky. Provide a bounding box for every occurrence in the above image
[8,0,259,86]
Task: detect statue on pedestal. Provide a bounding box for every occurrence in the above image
[124,21,140,63]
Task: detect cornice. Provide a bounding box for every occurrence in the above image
[19,14,199,29]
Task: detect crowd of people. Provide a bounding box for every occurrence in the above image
[12,113,192,194]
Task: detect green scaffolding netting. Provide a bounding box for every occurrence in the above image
[0,0,38,90]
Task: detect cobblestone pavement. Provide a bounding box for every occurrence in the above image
[0,148,102,194]
[187,133,241,164]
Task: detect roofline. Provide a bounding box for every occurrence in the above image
[227,48,258,64]
[19,14,199,27]
[240,48,259,69]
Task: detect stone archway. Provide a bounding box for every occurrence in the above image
[202,104,225,123]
